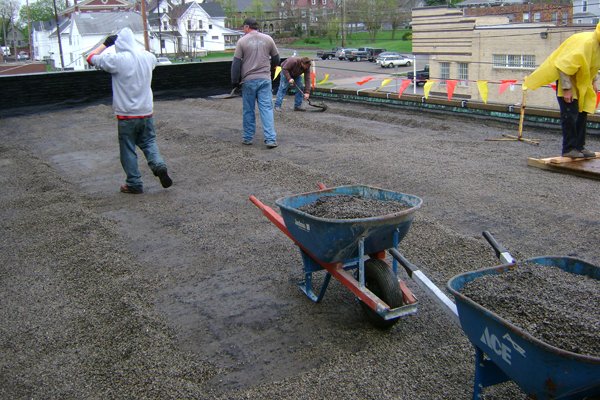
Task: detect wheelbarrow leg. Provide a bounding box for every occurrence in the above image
[299,251,332,303]
[472,347,510,400]
[300,271,332,303]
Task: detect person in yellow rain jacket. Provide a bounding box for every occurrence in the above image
[524,24,600,158]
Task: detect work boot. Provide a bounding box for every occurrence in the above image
[294,105,306,112]
[154,167,173,188]
[120,184,143,194]
[580,148,596,158]
[562,149,584,159]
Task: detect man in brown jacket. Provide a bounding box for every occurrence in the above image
[274,56,312,112]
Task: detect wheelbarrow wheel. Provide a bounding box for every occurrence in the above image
[359,259,404,329]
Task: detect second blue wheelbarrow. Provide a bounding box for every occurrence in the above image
[394,232,600,399]
[250,184,458,328]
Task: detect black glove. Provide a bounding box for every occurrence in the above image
[103,35,118,47]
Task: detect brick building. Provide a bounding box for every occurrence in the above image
[457,0,571,26]
[411,6,595,111]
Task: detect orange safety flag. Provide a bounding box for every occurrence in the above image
[549,82,557,91]
[318,74,330,85]
[477,80,489,104]
[446,80,458,101]
[311,71,316,88]
[596,91,600,108]
[499,79,517,95]
[423,80,434,99]
[356,76,375,85]
[273,66,281,80]
[398,79,411,97]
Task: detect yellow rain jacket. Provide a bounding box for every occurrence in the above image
[524,23,600,113]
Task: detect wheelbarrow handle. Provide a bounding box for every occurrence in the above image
[482,231,516,265]
[388,248,459,324]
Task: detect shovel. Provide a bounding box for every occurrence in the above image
[209,86,241,99]
[305,97,328,112]
[290,81,328,111]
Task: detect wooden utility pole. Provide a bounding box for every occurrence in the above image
[341,0,346,47]
[140,0,149,50]
[157,5,162,55]
[26,0,33,59]
[52,0,65,69]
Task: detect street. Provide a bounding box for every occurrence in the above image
[309,56,428,95]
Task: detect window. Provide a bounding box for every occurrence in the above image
[492,54,536,69]
[212,36,218,40]
[199,20,203,29]
[201,36,204,47]
[583,0,588,12]
[163,21,168,30]
[534,12,541,22]
[322,0,327,4]
[458,63,468,87]
[552,12,558,24]
[160,39,165,49]
[311,0,316,4]
[187,20,192,30]
[440,62,450,85]
[209,24,212,29]
[523,12,530,22]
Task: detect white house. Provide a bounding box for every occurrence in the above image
[573,0,600,24]
[32,0,238,70]
[147,0,240,55]
[38,11,145,70]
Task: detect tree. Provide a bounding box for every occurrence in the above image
[250,0,264,21]
[19,0,64,24]
[0,0,19,51]
[212,0,238,29]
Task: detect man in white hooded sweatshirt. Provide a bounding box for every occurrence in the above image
[87,27,172,194]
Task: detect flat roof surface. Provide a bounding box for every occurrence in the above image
[1,97,599,399]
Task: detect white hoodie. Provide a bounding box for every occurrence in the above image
[90,27,157,116]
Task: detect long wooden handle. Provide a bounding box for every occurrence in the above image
[518,89,527,138]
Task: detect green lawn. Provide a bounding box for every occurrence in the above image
[291,30,413,53]
[201,30,412,59]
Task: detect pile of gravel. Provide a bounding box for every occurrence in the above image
[297,195,410,219]
[460,262,600,357]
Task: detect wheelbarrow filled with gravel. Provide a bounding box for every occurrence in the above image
[250,184,457,329]
[448,233,600,400]
[396,231,600,400]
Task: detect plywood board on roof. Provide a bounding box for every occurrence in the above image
[527,153,600,180]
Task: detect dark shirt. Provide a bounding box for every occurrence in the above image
[281,57,311,94]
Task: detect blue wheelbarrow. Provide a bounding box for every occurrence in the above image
[394,232,600,400]
[250,184,459,329]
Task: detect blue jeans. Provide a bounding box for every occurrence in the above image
[274,76,304,109]
[242,79,277,144]
[117,117,166,190]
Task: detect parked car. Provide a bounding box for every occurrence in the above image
[407,64,430,85]
[157,56,172,65]
[346,47,370,62]
[377,51,400,58]
[335,48,357,60]
[367,48,386,62]
[17,51,30,61]
[317,47,341,60]
[378,55,412,68]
